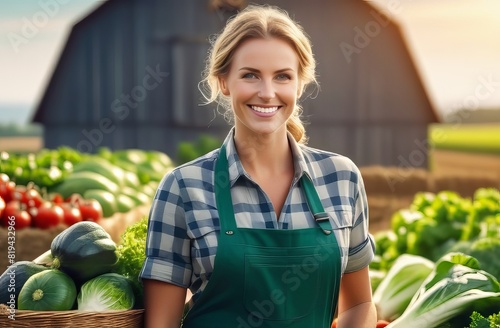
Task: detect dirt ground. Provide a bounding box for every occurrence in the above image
[430,149,500,180]
[0,137,43,153]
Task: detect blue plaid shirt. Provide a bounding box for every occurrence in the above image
[140,129,374,302]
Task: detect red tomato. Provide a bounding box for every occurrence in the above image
[1,200,32,229]
[0,180,15,203]
[13,184,44,208]
[31,202,64,229]
[376,320,390,328]
[61,203,83,226]
[65,193,82,203]
[79,199,103,222]
[50,193,65,205]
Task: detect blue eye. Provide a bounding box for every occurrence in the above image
[242,72,257,79]
[276,74,291,80]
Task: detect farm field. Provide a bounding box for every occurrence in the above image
[429,123,500,154]
[428,123,500,179]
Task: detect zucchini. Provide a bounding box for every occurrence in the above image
[121,186,151,205]
[18,269,76,311]
[83,189,118,218]
[115,193,136,213]
[0,261,49,306]
[53,171,119,198]
[72,158,126,186]
[50,221,118,285]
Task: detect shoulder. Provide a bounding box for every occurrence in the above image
[299,144,362,178]
[158,149,220,189]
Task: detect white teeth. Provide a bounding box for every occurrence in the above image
[251,106,279,113]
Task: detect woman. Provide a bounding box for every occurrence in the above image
[140,5,377,327]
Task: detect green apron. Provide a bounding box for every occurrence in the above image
[182,145,342,328]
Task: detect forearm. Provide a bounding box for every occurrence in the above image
[337,301,377,328]
[143,279,186,328]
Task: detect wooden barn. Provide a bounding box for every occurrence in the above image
[32,0,438,167]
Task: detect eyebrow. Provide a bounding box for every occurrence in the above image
[238,67,295,73]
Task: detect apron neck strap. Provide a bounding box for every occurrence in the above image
[215,145,237,232]
[300,176,334,235]
[215,145,333,235]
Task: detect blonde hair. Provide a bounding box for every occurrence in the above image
[200,5,317,144]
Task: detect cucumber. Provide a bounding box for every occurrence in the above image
[112,149,148,165]
[72,158,126,186]
[53,171,119,198]
[122,170,141,188]
[83,189,118,217]
[146,150,173,168]
[121,187,151,205]
[0,261,50,306]
[116,194,136,213]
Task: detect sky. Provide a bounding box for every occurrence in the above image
[0,0,500,124]
[0,0,101,124]
[369,0,500,117]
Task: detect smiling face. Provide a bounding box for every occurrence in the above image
[219,37,301,141]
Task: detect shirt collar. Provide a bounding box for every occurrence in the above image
[221,128,312,186]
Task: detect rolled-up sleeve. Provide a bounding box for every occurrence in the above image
[139,171,192,288]
[345,169,375,273]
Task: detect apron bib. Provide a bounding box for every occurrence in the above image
[182,146,342,327]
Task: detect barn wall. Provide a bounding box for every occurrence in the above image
[34,0,437,166]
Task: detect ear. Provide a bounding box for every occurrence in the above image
[219,77,230,96]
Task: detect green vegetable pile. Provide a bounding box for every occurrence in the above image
[371,188,500,272]
[0,147,84,188]
[112,216,148,308]
[0,221,137,312]
[51,148,173,217]
[1,147,174,218]
[371,187,500,328]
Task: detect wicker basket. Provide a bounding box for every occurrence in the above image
[0,306,144,328]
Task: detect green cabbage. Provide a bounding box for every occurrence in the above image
[77,273,135,311]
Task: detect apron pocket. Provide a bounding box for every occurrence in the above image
[244,254,319,321]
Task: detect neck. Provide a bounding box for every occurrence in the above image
[233,130,293,175]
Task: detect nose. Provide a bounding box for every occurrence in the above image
[258,79,275,100]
